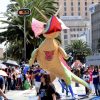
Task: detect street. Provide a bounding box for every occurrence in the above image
[5,79,100,100]
[5,88,100,100]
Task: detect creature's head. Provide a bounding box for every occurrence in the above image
[31,8,69,38]
[43,16,62,39]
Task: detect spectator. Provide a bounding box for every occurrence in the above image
[0,75,8,100]
[38,74,57,100]
[92,66,100,96]
[33,65,42,94]
[23,75,31,90]
[59,78,68,96]
[83,71,90,96]
[7,69,11,90]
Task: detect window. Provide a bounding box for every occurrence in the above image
[79,28,82,31]
[71,12,74,16]
[64,35,68,39]
[64,13,67,16]
[71,34,74,37]
[64,2,66,6]
[73,28,75,31]
[63,29,67,33]
[74,34,76,37]
[78,2,80,6]
[85,12,87,16]
[85,7,87,11]
[85,2,87,6]
[78,12,80,16]
[70,34,76,38]
[71,2,73,6]
[77,28,79,31]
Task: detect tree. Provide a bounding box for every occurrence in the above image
[0,0,58,61]
[66,40,91,63]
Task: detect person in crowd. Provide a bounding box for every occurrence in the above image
[23,75,31,90]
[29,69,34,86]
[0,75,8,100]
[88,65,95,94]
[7,68,11,90]
[11,68,16,90]
[38,73,57,100]
[4,68,8,92]
[80,66,85,78]
[83,70,90,96]
[58,78,68,96]
[11,74,16,90]
[92,66,100,96]
[15,66,21,90]
[74,68,80,87]
[25,71,31,83]
[33,64,42,94]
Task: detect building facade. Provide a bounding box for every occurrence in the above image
[91,3,100,53]
[56,0,100,19]
[60,16,91,49]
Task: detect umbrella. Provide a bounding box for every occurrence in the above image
[3,60,19,67]
[0,64,7,69]
[0,70,8,76]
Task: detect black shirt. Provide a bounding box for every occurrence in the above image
[92,71,99,84]
[39,83,56,100]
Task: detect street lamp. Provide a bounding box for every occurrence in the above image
[18,8,31,61]
[0,36,7,60]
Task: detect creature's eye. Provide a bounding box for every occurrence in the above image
[44,24,47,28]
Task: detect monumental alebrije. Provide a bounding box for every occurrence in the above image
[29,15,91,91]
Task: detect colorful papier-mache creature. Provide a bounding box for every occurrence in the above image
[29,15,91,94]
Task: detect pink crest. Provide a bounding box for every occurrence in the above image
[31,18,45,37]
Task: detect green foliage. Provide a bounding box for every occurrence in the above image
[65,40,92,63]
[0,0,58,60]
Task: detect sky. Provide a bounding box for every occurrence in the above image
[0,0,10,49]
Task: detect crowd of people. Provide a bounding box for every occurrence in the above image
[0,61,100,100]
[72,65,100,96]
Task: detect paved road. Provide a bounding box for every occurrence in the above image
[5,79,100,100]
[5,89,100,100]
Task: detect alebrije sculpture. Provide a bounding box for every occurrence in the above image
[29,16,91,93]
